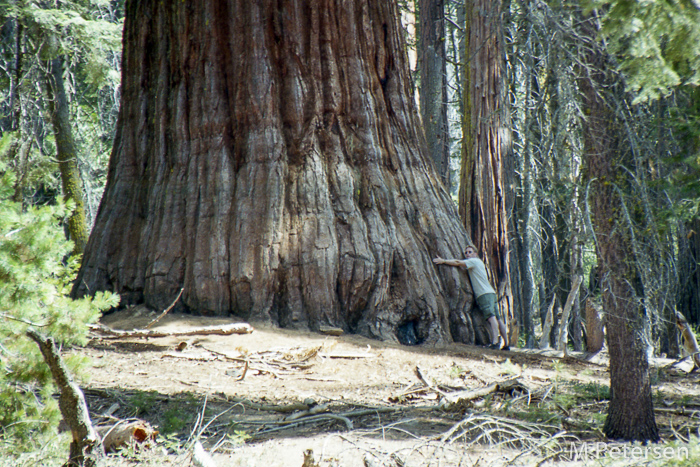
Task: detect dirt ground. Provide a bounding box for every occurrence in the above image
[73,306,700,467]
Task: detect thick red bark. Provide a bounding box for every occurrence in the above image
[73,0,479,345]
[459,0,515,344]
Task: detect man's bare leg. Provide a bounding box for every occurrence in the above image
[497,318,509,348]
[487,316,510,349]
[486,317,499,345]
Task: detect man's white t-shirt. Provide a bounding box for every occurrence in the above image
[461,258,496,298]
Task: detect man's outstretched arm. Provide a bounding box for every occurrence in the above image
[433,257,467,268]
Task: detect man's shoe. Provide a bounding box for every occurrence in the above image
[487,343,500,350]
[502,345,510,351]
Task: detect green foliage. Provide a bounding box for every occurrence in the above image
[1,0,123,85]
[0,132,62,198]
[570,381,611,401]
[0,0,122,215]
[126,391,197,435]
[161,406,191,434]
[0,166,119,452]
[587,0,700,103]
[0,432,71,467]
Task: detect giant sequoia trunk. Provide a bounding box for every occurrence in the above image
[459,0,515,342]
[73,0,480,345]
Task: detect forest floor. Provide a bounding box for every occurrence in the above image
[67,307,700,467]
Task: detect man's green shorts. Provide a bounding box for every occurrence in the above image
[475,293,499,320]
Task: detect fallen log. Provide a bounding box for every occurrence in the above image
[89,322,254,339]
[97,420,158,453]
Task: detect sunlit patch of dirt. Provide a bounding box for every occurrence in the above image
[71,307,700,466]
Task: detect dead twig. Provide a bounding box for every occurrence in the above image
[236,360,249,381]
[145,288,184,329]
[414,366,450,398]
[505,431,569,466]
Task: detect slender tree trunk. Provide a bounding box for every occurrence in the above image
[459,0,515,345]
[4,18,30,203]
[539,200,558,345]
[0,17,22,132]
[73,0,479,345]
[418,0,450,187]
[580,15,659,442]
[511,3,539,348]
[44,56,89,256]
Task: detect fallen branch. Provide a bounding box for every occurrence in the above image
[89,322,254,339]
[224,397,316,414]
[320,351,375,359]
[556,274,583,354]
[256,412,354,435]
[439,378,528,410]
[439,412,562,449]
[27,329,104,466]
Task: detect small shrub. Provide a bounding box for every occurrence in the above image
[0,167,119,455]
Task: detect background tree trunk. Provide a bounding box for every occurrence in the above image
[677,89,700,329]
[44,56,89,256]
[418,0,450,187]
[459,0,515,345]
[73,0,480,345]
[678,220,700,328]
[580,15,659,441]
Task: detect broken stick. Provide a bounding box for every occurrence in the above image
[439,377,528,410]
